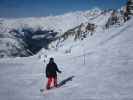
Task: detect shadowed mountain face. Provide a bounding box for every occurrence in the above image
[0,28,58,58]
[10,28,58,55]
[61,22,96,41]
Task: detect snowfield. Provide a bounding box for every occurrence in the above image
[0,13,133,100]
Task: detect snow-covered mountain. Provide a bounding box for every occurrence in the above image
[0,28,29,57]
[0,8,102,58]
[48,10,125,51]
[0,8,126,58]
[0,12,133,100]
[0,8,102,33]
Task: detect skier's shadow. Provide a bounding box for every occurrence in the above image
[58,76,75,87]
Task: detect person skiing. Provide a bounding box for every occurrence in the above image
[45,57,62,89]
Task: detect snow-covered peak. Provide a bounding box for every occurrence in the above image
[0,7,128,58]
[0,8,102,33]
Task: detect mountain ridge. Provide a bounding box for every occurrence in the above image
[0,7,128,58]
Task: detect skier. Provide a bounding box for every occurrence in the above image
[45,57,62,89]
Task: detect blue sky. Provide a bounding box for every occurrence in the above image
[0,0,127,18]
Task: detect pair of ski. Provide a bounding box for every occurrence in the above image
[40,76,74,95]
[40,85,60,95]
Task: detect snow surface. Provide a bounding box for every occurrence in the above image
[0,6,133,100]
[0,12,133,100]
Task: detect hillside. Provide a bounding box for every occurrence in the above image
[0,12,133,100]
[0,8,109,58]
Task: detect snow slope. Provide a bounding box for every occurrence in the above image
[0,13,133,100]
